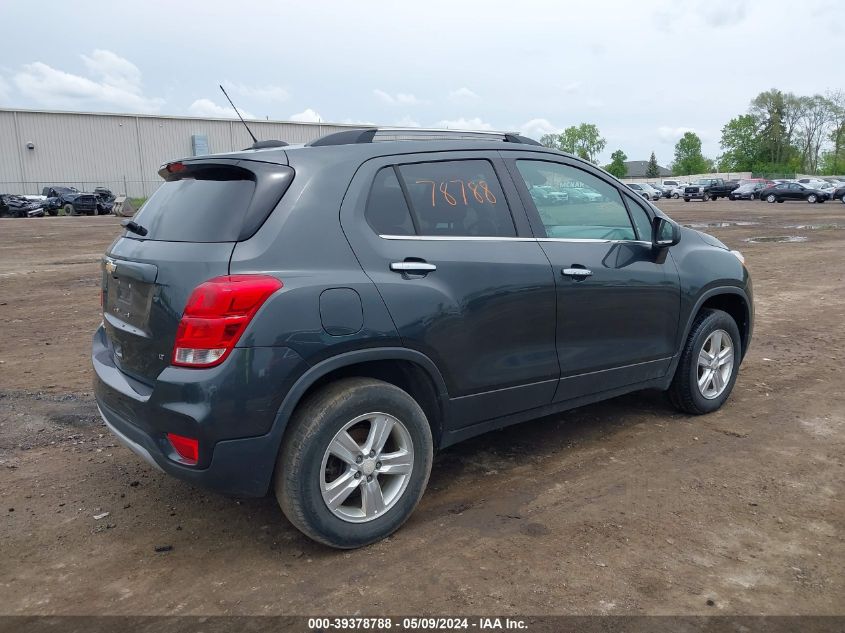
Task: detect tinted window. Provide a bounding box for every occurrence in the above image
[516,160,636,240]
[130,164,295,242]
[626,197,653,241]
[365,167,415,236]
[397,160,515,237]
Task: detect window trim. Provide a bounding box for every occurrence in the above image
[393,157,518,239]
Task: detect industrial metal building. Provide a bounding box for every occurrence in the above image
[0,108,358,197]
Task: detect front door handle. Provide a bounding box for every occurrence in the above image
[390,261,437,273]
[562,267,592,279]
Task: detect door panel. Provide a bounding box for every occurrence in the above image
[341,152,558,428]
[541,240,680,401]
[502,153,681,402]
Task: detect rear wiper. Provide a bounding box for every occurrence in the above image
[121,220,148,237]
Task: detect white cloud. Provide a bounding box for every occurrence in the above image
[519,118,560,140]
[693,0,747,26]
[657,126,696,143]
[392,115,420,127]
[289,108,323,122]
[374,89,421,106]
[448,87,479,101]
[188,98,255,119]
[13,51,163,113]
[0,76,10,102]
[81,50,142,94]
[222,81,289,102]
[657,126,715,144]
[434,117,493,130]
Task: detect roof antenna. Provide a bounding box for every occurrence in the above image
[219,84,257,144]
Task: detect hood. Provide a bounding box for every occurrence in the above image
[690,228,729,250]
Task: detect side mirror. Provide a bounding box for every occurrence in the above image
[652,216,681,248]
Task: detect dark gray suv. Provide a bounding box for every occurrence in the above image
[93,129,753,548]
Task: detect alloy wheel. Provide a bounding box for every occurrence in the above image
[320,412,414,523]
[697,329,734,400]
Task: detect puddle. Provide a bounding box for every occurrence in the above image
[784,224,844,230]
[743,236,808,243]
[685,221,759,228]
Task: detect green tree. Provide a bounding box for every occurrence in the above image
[541,123,606,164]
[672,132,710,176]
[719,114,761,171]
[645,152,660,178]
[605,149,627,178]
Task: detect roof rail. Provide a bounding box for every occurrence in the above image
[306,127,543,147]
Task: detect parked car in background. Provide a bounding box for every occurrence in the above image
[0,193,46,218]
[729,182,766,200]
[627,183,661,200]
[94,187,116,214]
[683,178,739,201]
[830,185,845,203]
[660,180,681,198]
[797,178,829,189]
[669,183,689,199]
[759,182,830,203]
[41,186,99,216]
[93,129,753,548]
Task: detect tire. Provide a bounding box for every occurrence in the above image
[777,199,784,203]
[274,377,434,549]
[668,309,741,415]
[841,194,845,204]
[703,193,710,202]
[807,194,817,203]
[47,209,58,217]
[749,193,756,200]
[62,203,75,216]
[672,193,680,199]
[766,194,776,203]
[641,193,648,200]
[683,198,690,202]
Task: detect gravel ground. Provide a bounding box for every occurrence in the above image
[0,199,843,615]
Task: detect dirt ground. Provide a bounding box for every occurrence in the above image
[0,199,843,616]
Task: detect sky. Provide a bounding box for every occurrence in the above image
[0,0,841,165]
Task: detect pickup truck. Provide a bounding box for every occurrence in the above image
[683,178,739,202]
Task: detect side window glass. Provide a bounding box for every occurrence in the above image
[365,167,416,236]
[396,160,515,237]
[515,160,636,240]
[626,197,653,241]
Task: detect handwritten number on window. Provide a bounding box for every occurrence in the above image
[415,179,496,207]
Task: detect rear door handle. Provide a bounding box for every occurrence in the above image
[562,267,592,279]
[390,261,437,273]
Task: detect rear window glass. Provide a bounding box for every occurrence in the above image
[365,167,416,236]
[397,160,515,237]
[132,167,256,242]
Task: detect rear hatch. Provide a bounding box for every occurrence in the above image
[102,158,293,384]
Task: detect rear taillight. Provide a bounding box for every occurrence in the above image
[172,275,283,368]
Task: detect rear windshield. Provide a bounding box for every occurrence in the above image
[132,162,294,242]
[132,167,255,242]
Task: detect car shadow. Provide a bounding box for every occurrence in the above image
[157,388,681,556]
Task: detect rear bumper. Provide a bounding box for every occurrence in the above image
[92,325,308,496]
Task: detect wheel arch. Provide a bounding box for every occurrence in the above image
[272,348,450,453]
[685,288,752,361]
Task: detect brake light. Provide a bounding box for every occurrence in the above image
[166,433,199,464]
[172,275,283,368]
[167,161,186,173]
